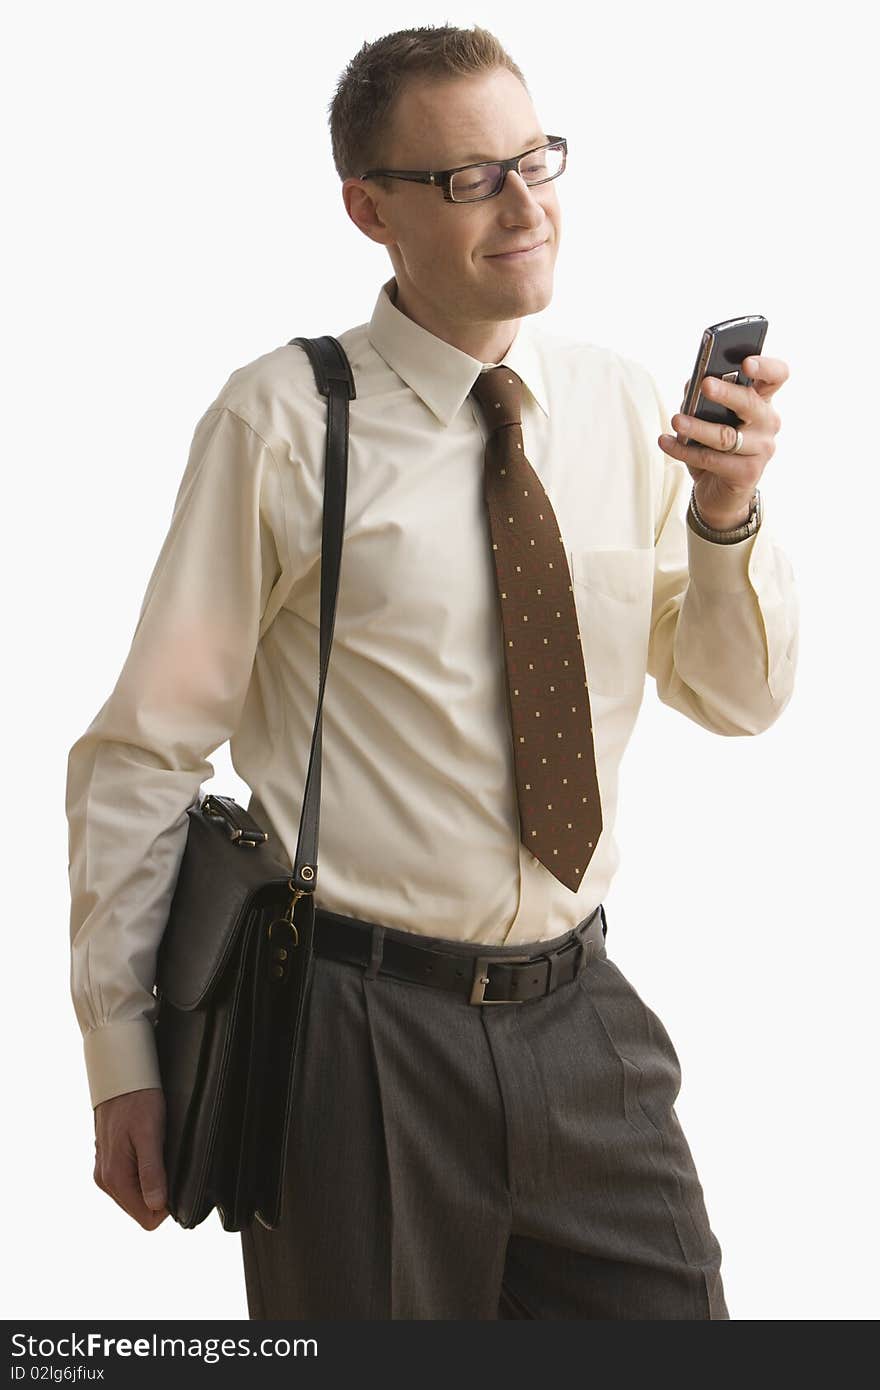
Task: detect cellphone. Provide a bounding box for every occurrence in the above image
[678,315,769,444]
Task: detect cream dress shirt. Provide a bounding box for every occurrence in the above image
[66,273,799,1108]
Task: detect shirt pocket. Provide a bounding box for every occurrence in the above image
[568,548,654,697]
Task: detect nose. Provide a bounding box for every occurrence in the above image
[498,169,548,225]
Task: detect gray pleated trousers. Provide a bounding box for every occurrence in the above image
[239,905,729,1320]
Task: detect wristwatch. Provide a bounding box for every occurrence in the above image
[687,487,762,544]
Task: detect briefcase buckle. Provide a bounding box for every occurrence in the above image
[470,954,532,1005]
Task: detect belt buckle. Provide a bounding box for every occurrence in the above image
[470,954,532,1005]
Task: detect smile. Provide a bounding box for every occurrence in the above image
[486,240,548,262]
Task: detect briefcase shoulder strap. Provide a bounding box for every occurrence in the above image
[289,334,356,399]
[277,334,354,898]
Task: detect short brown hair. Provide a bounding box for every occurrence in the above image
[328,24,529,193]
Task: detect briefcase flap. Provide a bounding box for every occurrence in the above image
[156,802,293,1011]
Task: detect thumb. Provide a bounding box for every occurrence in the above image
[137,1148,168,1211]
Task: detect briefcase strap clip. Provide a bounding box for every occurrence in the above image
[201,793,268,847]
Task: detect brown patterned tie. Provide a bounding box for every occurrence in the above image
[470,366,603,892]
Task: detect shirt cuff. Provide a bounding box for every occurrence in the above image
[83,1017,162,1110]
[685,503,762,593]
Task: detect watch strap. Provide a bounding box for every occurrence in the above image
[687,487,762,544]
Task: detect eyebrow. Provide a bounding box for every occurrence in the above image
[449,133,548,166]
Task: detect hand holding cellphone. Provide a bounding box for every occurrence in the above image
[677,315,769,445]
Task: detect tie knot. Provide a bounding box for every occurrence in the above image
[470,366,523,431]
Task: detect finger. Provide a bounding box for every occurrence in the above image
[657,430,753,485]
[137,1145,169,1215]
[106,1159,165,1228]
[132,1118,170,1223]
[671,409,744,455]
[108,1133,168,1230]
[743,354,789,384]
[699,373,759,422]
[742,354,790,398]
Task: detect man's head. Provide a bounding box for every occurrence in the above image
[330,25,562,361]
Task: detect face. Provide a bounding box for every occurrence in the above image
[342,66,562,358]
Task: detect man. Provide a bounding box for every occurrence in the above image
[67,24,798,1320]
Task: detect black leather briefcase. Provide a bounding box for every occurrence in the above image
[154,333,354,1231]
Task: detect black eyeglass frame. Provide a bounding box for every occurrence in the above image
[359,136,567,203]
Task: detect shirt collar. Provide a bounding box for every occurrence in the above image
[367,274,550,427]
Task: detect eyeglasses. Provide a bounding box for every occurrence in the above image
[359,136,567,204]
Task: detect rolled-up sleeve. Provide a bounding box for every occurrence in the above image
[644,371,799,734]
[65,406,287,1108]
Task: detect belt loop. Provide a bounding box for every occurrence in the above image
[544,945,565,993]
[599,903,608,939]
[574,936,589,975]
[364,923,386,980]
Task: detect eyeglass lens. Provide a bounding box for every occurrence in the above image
[449,143,565,202]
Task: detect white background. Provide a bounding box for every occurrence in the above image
[4,0,877,1322]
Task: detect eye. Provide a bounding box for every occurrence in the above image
[450,163,503,199]
[458,175,492,193]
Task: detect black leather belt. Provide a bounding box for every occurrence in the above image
[313,904,607,1005]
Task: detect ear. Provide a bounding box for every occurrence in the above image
[341,178,395,247]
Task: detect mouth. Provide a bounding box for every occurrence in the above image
[486,239,549,262]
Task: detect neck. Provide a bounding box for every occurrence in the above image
[390,277,519,365]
